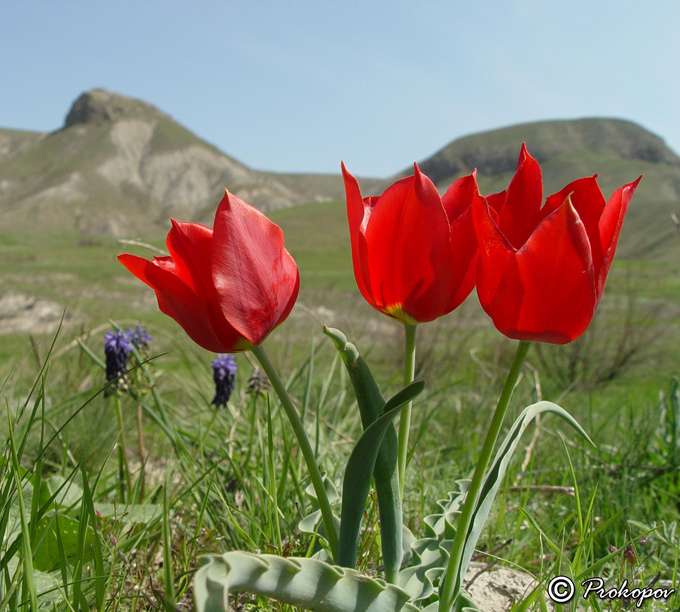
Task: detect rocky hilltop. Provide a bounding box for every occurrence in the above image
[390,118,680,261]
[64,89,169,127]
[404,118,680,186]
[0,89,315,237]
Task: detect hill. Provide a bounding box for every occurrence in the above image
[395,118,680,261]
[2,91,679,262]
[0,89,320,238]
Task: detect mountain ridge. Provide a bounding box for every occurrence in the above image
[414,117,679,182]
[0,89,311,238]
[1,89,679,261]
[392,117,680,261]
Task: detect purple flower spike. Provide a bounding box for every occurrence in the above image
[126,325,153,352]
[104,328,133,385]
[211,354,237,407]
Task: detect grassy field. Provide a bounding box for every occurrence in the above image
[2,199,680,610]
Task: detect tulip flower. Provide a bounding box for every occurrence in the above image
[474,143,641,344]
[118,190,300,353]
[343,162,482,495]
[342,162,481,324]
[119,190,339,558]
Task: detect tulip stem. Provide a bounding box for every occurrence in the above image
[251,343,339,561]
[438,340,532,612]
[398,323,417,496]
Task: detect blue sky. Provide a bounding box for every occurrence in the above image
[1,1,678,177]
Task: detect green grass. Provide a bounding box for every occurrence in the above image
[1,198,680,609]
[269,200,356,291]
[1,314,679,610]
[4,106,680,609]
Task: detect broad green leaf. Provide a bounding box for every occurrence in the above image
[422,591,481,612]
[337,380,425,570]
[324,326,416,582]
[398,482,469,602]
[194,551,420,612]
[305,473,341,507]
[4,558,66,609]
[93,502,163,524]
[33,513,95,572]
[444,400,592,606]
[44,475,85,509]
[299,475,341,557]
[323,327,385,427]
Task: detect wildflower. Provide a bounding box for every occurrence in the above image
[118,191,299,352]
[247,369,270,395]
[212,354,237,407]
[342,162,480,324]
[126,325,153,353]
[104,328,133,391]
[474,143,642,344]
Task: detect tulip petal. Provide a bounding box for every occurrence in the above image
[166,220,215,300]
[494,197,597,344]
[118,253,234,352]
[542,176,606,276]
[166,220,253,349]
[444,203,479,312]
[542,177,604,234]
[276,265,301,327]
[441,172,479,222]
[498,143,543,249]
[473,194,516,313]
[342,163,380,311]
[211,191,300,346]
[439,174,481,312]
[363,164,454,322]
[486,190,506,214]
[598,176,642,295]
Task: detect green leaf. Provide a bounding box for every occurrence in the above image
[305,473,341,507]
[194,552,420,612]
[93,502,163,525]
[422,591,481,612]
[323,327,386,428]
[44,474,85,509]
[3,558,67,609]
[6,407,39,612]
[299,475,341,557]
[324,326,416,582]
[33,513,95,572]
[80,466,106,611]
[398,482,469,602]
[337,380,425,570]
[77,337,106,370]
[446,400,592,606]
[162,483,177,611]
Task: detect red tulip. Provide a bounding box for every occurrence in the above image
[473,143,642,344]
[342,162,481,324]
[118,190,300,352]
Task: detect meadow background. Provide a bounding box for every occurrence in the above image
[2,189,680,609]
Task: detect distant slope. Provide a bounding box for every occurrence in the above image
[2,95,679,263]
[393,118,680,261]
[0,89,327,238]
[271,172,385,204]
